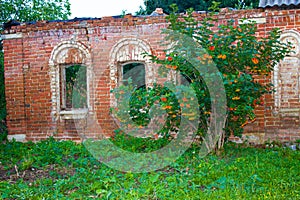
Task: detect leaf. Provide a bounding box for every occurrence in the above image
[96,189,107,195]
[150,173,160,183]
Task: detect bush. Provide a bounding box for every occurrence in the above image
[149,4,291,148]
[113,3,292,152]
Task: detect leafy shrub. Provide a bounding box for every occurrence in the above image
[112,81,182,139]
[148,4,291,146]
[111,4,291,153]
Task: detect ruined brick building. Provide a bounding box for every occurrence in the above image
[2,1,300,143]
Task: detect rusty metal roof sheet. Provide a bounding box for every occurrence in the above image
[259,0,300,8]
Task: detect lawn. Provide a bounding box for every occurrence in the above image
[0,136,299,199]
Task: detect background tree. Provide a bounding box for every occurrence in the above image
[0,0,71,137]
[0,0,71,23]
[138,0,259,14]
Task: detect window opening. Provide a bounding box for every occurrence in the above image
[121,62,146,89]
[60,65,87,110]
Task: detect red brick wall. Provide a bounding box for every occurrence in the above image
[3,8,300,143]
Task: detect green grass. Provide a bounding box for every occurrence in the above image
[0,137,299,199]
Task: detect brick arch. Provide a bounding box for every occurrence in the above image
[49,41,92,65]
[273,30,300,114]
[109,38,154,85]
[49,41,92,121]
[109,38,155,105]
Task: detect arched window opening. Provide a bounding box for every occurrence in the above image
[49,41,91,120]
[109,38,154,107]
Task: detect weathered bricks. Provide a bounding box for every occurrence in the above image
[3,8,300,143]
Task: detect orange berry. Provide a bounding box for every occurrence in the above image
[161,97,167,102]
[164,105,172,109]
[218,54,226,59]
[252,57,259,65]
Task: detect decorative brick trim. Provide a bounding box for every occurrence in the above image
[49,41,92,121]
[109,38,154,106]
[273,30,300,114]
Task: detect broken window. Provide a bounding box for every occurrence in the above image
[60,65,87,110]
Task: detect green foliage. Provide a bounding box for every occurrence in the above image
[113,4,290,151]
[110,132,171,153]
[112,82,181,138]
[111,78,201,141]
[0,0,71,23]
[138,0,259,15]
[149,6,291,140]
[221,0,258,9]
[0,138,299,199]
[135,5,148,15]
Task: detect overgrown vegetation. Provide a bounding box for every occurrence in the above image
[115,3,291,154]
[112,82,183,139]
[136,0,259,15]
[151,3,290,149]
[0,138,299,199]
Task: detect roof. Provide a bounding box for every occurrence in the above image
[259,0,300,8]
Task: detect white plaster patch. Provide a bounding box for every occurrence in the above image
[1,33,23,40]
[8,134,26,142]
[238,18,266,24]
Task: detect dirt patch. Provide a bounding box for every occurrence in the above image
[0,164,76,183]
